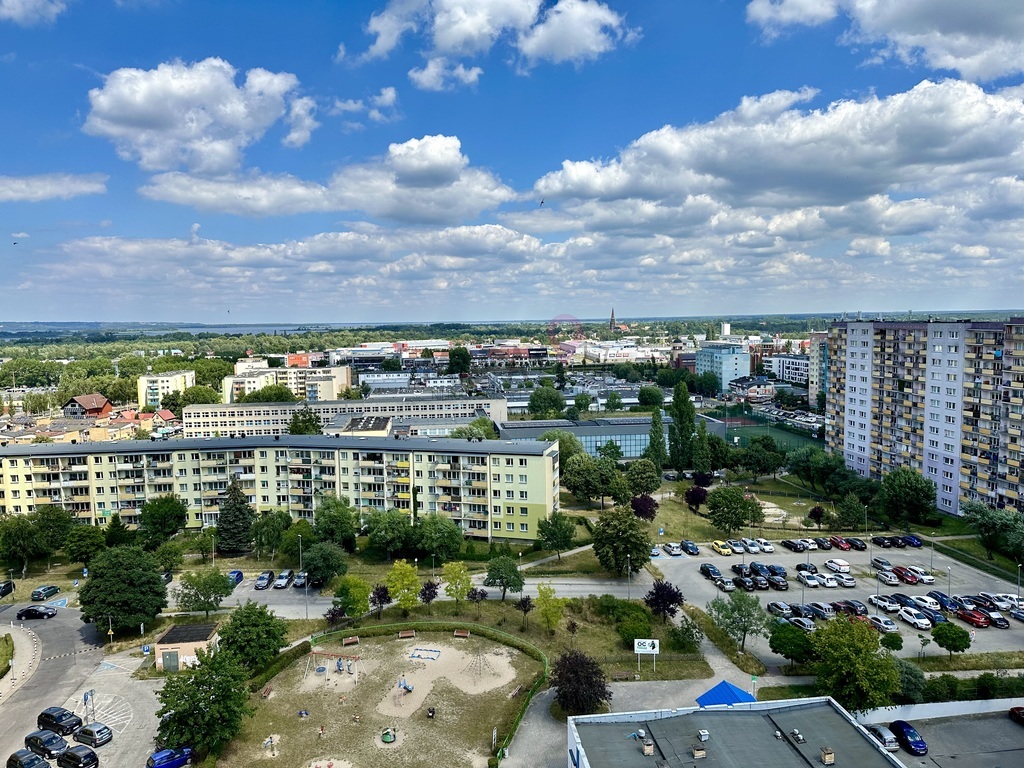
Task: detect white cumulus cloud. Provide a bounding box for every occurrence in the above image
[0,0,66,26]
[283,96,320,148]
[0,173,108,202]
[408,56,482,90]
[518,0,638,66]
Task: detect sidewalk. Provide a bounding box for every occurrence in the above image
[0,621,41,707]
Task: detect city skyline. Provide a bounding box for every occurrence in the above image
[3,2,1024,323]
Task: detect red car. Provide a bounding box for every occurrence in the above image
[1010,707,1024,726]
[891,566,920,585]
[828,536,851,551]
[956,607,990,628]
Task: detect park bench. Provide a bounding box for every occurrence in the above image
[398,629,416,639]
[342,636,359,647]
[453,629,471,638]
[612,672,631,682]
[260,684,273,698]
[508,684,523,699]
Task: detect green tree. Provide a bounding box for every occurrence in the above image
[278,518,313,563]
[880,632,904,653]
[931,622,972,658]
[381,357,402,372]
[637,386,664,408]
[538,429,585,468]
[78,546,167,632]
[812,614,900,713]
[961,500,1015,560]
[596,439,623,461]
[217,479,256,553]
[706,589,770,651]
[835,492,866,532]
[691,420,711,475]
[574,393,592,414]
[605,392,623,411]
[153,540,184,573]
[553,361,567,389]
[314,495,359,553]
[442,561,472,612]
[550,650,612,715]
[642,409,667,470]
[160,391,184,414]
[537,511,576,560]
[252,509,292,559]
[447,346,472,375]
[156,647,252,753]
[706,486,762,537]
[0,515,45,573]
[880,467,936,527]
[668,381,696,471]
[236,384,298,403]
[104,512,136,548]
[591,506,652,577]
[366,509,411,559]
[303,541,348,586]
[175,569,235,617]
[769,620,816,666]
[893,657,926,704]
[384,559,421,616]
[333,575,372,617]
[529,387,566,418]
[63,525,107,565]
[626,458,661,497]
[30,504,75,558]
[738,443,785,482]
[191,527,214,564]
[563,453,600,505]
[787,445,820,487]
[483,555,525,601]
[287,404,323,435]
[644,579,684,623]
[180,385,221,406]
[535,582,566,634]
[138,495,189,548]
[414,514,463,562]
[218,600,287,673]
[449,416,498,440]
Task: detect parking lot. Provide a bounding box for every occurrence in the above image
[651,536,1024,662]
[904,712,1024,767]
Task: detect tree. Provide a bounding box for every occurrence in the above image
[104,512,136,548]
[467,586,488,617]
[691,420,711,475]
[880,467,936,527]
[637,386,664,408]
[160,391,183,414]
[535,582,566,634]
[237,384,297,403]
[706,590,770,651]
[278,518,313,563]
[605,392,623,411]
[385,559,420,616]
[156,647,252,753]
[706,486,762,537]
[138,495,189,548]
[0,515,45,573]
[63,525,107,565]
[218,600,287,673]
[442,561,472,612]
[483,555,524,601]
[449,416,498,440]
[514,594,535,629]
[447,346,471,375]
[591,507,651,577]
[154,540,184,573]
[333,575,371,618]
[808,505,826,530]
[381,357,402,372]
[252,509,292,559]
[180,385,221,406]
[303,541,348,585]
[31,504,75,557]
[191,527,214,564]
[537,511,576,560]
[419,580,439,614]
[893,657,926,704]
[596,440,623,461]
[835,492,866,531]
[538,429,585,469]
[366,509,411,559]
[217,479,256,553]
[769,620,816,666]
[414,513,463,562]
[553,361,567,389]
[529,386,565,418]
[962,500,1015,560]
[738,443,785,482]
[812,615,900,713]
[644,579,684,623]
[314,495,359,553]
[78,546,167,632]
[879,632,904,653]
[787,445,819,487]
[287,404,323,435]
[175,569,235,618]
[562,453,600,505]
[630,494,659,521]
[370,583,391,619]
[550,650,612,715]
[626,459,661,497]
[932,622,972,658]
[574,393,592,413]
[668,381,696,471]
[684,485,708,514]
[642,409,667,470]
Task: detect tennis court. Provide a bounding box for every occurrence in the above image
[724,423,822,452]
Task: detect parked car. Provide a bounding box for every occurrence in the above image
[871,535,893,548]
[254,570,274,589]
[17,606,57,621]
[950,595,977,611]
[817,573,837,588]
[732,576,755,592]
[160,570,173,585]
[662,542,683,556]
[788,617,816,632]
[751,575,769,590]
[979,592,1015,611]
[293,571,309,588]
[650,547,661,557]
[869,615,899,633]
[273,569,295,589]
[72,723,112,748]
[897,607,932,630]
[926,590,957,611]
[906,566,935,584]
[790,604,816,619]
[766,564,787,578]
[749,561,770,577]
[901,535,924,548]
[910,595,941,612]
[6,750,48,768]
[995,593,1024,610]
[726,539,746,555]
[889,593,916,609]
[754,538,774,553]
[828,536,851,551]
[867,725,900,752]
[808,602,836,620]
[1010,706,1024,726]
[226,570,244,586]
[698,563,721,580]
[714,576,735,592]
[780,539,806,552]
[146,747,194,768]
[955,607,990,628]
[795,562,818,574]
[917,606,949,626]
[731,563,752,578]
[845,537,867,551]
[824,558,850,573]
[887,536,908,549]
[870,556,893,570]
[966,594,998,611]
[0,579,15,598]
[813,537,833,550]
[681,541,700,556]
[711,540,732,556]
[877,570,900,586]
[56,746,98,768]
[740,538,761,554]
[30,585,60,601]
[766,575,789,590]
[37,708,83,736]
[891,566,920,585]
[797,571,819,588]
[974,606,1011,628]
[833,573,856,588]
[1010,608,1024,623]
[869,594,900,612]
[831,600,866,617]
[25,731,68,760]
[798,538,818,551]
[889,720,927,756]
[767,601,792,618]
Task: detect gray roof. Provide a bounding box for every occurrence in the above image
[157,623,218,645]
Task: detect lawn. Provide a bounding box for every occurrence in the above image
[933,538,1020,581]
[724,425,822,452]
[756,683,817,702]
[913,650,1024,673]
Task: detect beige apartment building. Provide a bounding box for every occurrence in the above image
[220,365,352,403]
[0,434,558,542]
[137,370,196,409]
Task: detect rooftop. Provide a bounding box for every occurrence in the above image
[157,623,218,645]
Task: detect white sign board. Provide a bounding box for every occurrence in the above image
[633,639,659,655]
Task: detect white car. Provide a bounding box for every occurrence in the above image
[869,594,900,612]
[979,592,1014,611]
[818,573,838,588]
[824,558,850,574]
[898,607,932,630]
[740,538,761,554]
[906,566,935,584]
[869,615,900,633]
[910,595,941,612]
[797,571,820,588]
[755,538,775,553]
[994,593,1024,610]
[662,542,683,556]
[877,570,900,586]
[834,573,856,588]
[798,538,818,550]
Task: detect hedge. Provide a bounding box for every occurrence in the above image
[0,634,12,681]
[248,640,312,693]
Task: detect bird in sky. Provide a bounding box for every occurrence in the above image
[539,200,544,207]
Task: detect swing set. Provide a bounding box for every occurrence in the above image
[303,650,361,681]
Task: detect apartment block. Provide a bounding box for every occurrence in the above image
[765,354,810,385]
[0,435,558,541]
[695,342,750,392]
[807,332,828,405]
[137,370,196,409]
[220,366,353,403]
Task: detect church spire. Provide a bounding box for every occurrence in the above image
[610,308,616,331]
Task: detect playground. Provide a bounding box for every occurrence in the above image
[218,633,541,768]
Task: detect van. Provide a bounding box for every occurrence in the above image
[866,725,899,752]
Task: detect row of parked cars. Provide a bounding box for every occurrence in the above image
[253,569,321,590]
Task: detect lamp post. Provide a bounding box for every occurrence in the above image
[947,566,952,597]
[212,532,216,569]
[627,554,631,600]
[1017,564,1022,604]
[298,534,307,621]
[930,540,935,569]
[518,551,522,571]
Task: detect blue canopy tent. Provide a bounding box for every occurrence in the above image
[695,680,757,708]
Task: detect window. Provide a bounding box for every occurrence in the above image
[520,523,529,532]
[519,474,527,483]
[505,474,514,483]
[505,490,514,499]
[519,491,528,500]
[506,506,514,515]
[520,507,528,516]
[519,459,527,467]
[492,473,500,482]
[505,522,514,531]
[492,521,501,529]
[492,505,500,514]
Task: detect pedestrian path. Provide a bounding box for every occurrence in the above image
[0,621,41,708]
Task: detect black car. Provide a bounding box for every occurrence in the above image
[293,571,308,588]
[766,575,789,590]
[813,537,833,550]
[917,606,949,626]
[780,539,806,552]
[698,563,721,580]
[790,603,816,619]
[732,576,755,592]
[731,563,752,578]
[927,590,957,611]
[749,561,770,577]
[831,600,868,616]
[0,579,14,598]
[871,535,892,548]
[17,606,57,621]
[974,606,1011,628]
[680,540,700,556]
[890,592,916,608]
[254,570,275,590]
[37,708,83,736]
[966,594,998,610]
[751,575,769,590]
[6,750,48,768]
[887,536,907,549]
[766,563,787,578]
[56,746,98,768]
[845,537,868,551]
[25,731,68,760]
[795,562,818,575]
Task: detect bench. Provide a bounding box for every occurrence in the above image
[508,684,523,699]
[342,636,359,647]
[260,684,273,699]
[612,672,631,682]
[398,629,416,639]
[453,629,471,639]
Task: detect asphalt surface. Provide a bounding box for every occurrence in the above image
[906,712,1024,768]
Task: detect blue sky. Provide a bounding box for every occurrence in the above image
[2,1,1024,324]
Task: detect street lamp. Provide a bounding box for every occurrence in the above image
[298,534,307,621]
[431,553,435,581]
[947,566,952,597]
[627,554,631,600]
[212,532,216,568]
[1017,564,1022,604]
[518,551,522,571]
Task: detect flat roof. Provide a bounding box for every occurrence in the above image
[158,623,218,645]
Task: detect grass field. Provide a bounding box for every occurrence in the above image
[724,424,822,452]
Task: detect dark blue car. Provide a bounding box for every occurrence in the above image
[146,747,194,768]
[889,720,927,755]
[681,540,699,556]
[926,590,956,611]
[901,534,924,548]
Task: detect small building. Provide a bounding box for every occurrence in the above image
[61,394,112,420]
[154,623,219,672]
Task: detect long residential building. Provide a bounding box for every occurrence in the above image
[0,435,558,541]
[137,370,196,409]
[220,365,353,403]
[826,318,1023,515]
[183,393,508,438]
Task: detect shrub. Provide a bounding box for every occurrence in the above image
[617,615,652,649]
[248,641,312,693]
[975,672,999,699]
[923,674,959,703]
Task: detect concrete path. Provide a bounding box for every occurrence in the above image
[0,621,41,708]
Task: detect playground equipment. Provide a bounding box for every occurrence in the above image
[381,727,397,744]
[398,674,414,693]
[410,647,441,661]
[462,648,495,680]
[303,650,360,681]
